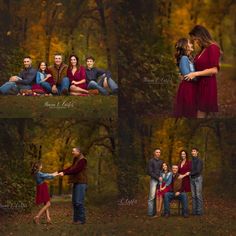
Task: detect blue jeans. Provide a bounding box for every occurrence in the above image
[0,82,31,94]
[40,82,52,93]
[147,178,158,216]
[99,77,118,93]
[57,77,70,95]
[164,192,188,215]
[72,183,87,223]
[190,176,203,215]
[88,81,109,95]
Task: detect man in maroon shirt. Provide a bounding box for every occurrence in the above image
[59,147,87,224]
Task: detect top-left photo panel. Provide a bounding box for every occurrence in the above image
[0,0,118,118]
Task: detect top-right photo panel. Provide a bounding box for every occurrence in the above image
[117,0,236,118]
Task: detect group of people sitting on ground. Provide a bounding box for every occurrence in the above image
[147,148,203,218]
[0,54,118,96]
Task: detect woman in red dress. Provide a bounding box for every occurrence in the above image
[184,25,221,118]
[31,162,59,224]
[178,150,191,192]
[67,55,89,96]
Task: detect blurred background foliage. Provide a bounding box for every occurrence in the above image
[0,0,118,82]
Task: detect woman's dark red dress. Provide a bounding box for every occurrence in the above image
[67,66,87,89]
[194,44,221,112]
[178,160,191,192]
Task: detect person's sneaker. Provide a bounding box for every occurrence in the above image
[196,213,203,216]
[150,215,158,219]
[72,221,84,225]
[111,88,118,95]
[88,89,99,95]
[61,88,69,96]
[164,214,169,218]
[183,214,189,218]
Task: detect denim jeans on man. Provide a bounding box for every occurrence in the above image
[147,178,158,216]
[164,192,188,216]
[87,77,118,95]
[40,82,52,93]
[72,183,87,223]
[190,175,203,215]
[0,81,31,94]
[41,77,70,95]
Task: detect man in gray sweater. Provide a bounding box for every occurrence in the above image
[147,148,163,217]
[0,56,37,95]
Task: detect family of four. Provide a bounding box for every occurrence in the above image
[0,54,118,96]
[147,148,203,218]
[31,146,88,225]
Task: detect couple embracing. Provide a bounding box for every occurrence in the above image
[31,146,87,225]
[147,148,203,218]
[173,25,221,118]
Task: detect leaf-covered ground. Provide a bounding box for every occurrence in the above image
[0,195,235,236]
[0,96,117,118]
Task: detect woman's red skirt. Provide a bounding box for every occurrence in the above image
[156,182,172,197]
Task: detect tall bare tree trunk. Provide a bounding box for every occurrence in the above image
[96,0,112,69]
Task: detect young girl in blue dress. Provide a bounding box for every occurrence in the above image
[31,161,59,224]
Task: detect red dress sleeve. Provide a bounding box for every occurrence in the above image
[79,66,86,81]
[208,44,221,71]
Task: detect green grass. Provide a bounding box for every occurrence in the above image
[0,196,235,236]
[0,96,117,118]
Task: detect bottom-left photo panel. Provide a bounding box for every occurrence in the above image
[0,118,119,235]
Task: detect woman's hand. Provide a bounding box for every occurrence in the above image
[184,72,197,81]
[160,186,166,191]
[178,175,184,179]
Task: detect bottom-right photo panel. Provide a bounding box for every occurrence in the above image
[118,117,235,235]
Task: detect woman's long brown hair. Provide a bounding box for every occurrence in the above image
[189,25,217,49]
[69,54,80,69]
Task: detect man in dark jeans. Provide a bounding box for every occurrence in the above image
[190,147,203,216]
[0,56,37,95]
[85,56,118,95]
[147,148,163,217]
[59,147,87,224]
[163,165,189,218]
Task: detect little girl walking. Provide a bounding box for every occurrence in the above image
[31,162,59,224]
